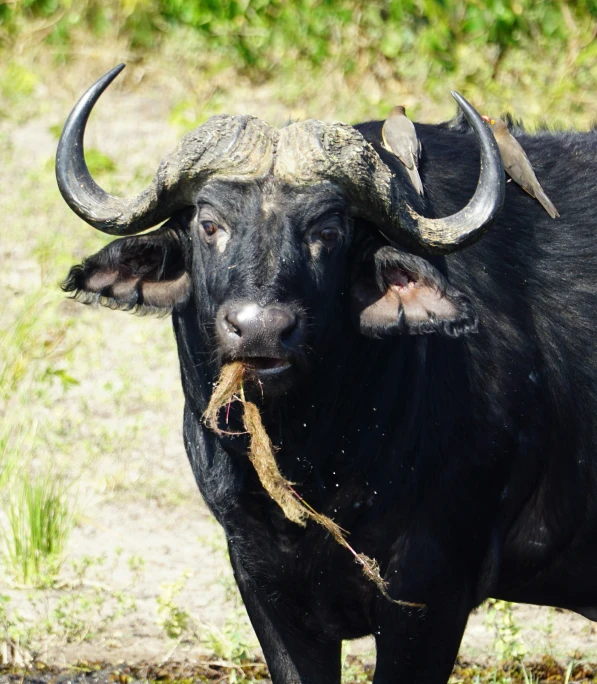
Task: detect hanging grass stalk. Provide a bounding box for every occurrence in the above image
[204,362,424,608]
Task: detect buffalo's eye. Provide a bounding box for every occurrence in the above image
[201,220,219,237]
[305,212,344,254]
[320,227,339,244]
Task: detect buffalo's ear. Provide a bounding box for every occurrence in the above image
[351,246,477,338]
[62,222,191,313]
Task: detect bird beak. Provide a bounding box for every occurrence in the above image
[481,116,490,122]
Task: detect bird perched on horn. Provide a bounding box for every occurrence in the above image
[482,116,559,219]
[382,105,424,196]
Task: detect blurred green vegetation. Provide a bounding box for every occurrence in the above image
[0,1,594,82]
[0,0,595,78]
[1,0,596,128]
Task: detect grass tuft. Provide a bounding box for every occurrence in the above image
[3,470,75,586]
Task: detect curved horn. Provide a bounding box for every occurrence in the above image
[394,92,505,252]
[275,93,505,255]
[55,64,153,235]
[56,65,276,235]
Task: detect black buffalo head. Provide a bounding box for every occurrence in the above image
[59,65,504,392]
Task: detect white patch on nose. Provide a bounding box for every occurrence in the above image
[236,304,261,324]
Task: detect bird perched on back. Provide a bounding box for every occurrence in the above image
[382,105,424,196]
[482,116,559,218]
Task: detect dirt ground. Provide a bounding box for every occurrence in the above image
[1,61,596,677]
[58,496,597,664]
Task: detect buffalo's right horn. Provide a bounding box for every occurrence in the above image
[275,94,505,255]
[56,65,276,235]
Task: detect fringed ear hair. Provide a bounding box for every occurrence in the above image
[62,223,190,314]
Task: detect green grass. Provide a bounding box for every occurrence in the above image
[3,470,75,586]
[156,570,197,641]
[485,599,527,665]
[201,615,256,665]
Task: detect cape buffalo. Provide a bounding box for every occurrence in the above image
[57,64,597,683]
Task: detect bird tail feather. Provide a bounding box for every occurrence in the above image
[408,167,424,196]
[536,189,560,219]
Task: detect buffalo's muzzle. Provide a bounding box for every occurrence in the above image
[216,301,305,372]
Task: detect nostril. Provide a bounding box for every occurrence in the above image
[269,309,298,342]
[280,317,298,341]
[224,313,242,337]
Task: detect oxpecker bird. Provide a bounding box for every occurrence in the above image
[483,116,559,218]
[382,105,424,196]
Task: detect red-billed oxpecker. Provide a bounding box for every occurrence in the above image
[381,105,424,196]
[483,116,559,219]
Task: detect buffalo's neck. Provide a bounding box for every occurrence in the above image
[174,302,478,507]
[173,300,535,589]
[258,333,430,488]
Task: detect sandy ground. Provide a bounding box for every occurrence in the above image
[55,496,597,665]
[1,63,596,673]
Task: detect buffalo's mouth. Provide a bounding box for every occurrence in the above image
[241,357,293,377]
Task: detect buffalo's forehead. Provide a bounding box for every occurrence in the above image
[260,179,346,221]
[198,177,346,226]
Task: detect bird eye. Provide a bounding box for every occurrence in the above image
[201,220,219,237]
[320,227,339,243]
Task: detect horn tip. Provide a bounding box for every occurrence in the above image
[108,63,126,80]
[450,91,467,107]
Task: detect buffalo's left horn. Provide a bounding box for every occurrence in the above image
[275,93,504,254]
[56,64,276,235]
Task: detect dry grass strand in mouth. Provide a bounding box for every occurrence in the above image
[243,401,307,526]
[204,361,246,436]
[204,362,424,608]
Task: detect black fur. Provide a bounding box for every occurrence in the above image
[64,118,597,683]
